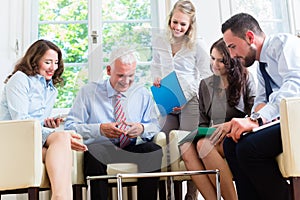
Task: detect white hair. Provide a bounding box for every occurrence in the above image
[109,46,138,67]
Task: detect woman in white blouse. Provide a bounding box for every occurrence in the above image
[150,0,211,199]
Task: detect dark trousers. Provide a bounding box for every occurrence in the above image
[223,123,291,200]
[84,141,162,200]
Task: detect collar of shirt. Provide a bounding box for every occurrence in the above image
[106,79,129,99]
[259,35,270,64]
[35,74,55,91]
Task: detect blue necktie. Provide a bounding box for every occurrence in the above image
[259,62,273,102]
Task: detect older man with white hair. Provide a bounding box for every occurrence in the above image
[65,46,163,200]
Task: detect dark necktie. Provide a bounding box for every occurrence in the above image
[259,62,273,102]
[114,94,131,148]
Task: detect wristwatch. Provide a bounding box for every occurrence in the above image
[250,112,263,126]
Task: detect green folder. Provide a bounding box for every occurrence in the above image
[178,127,217,145]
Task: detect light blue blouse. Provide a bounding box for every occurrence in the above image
[255,33,300,121]
[64,79,161,145]
[0,71,57,145]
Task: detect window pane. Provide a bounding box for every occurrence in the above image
[39,0,88,108]
[102,0,151,20]
[135,64,152,89]
[37,0,154,108]
[102,23,152,62]
[231,0,290,34]
[55,65,88,108]
[39,0,88,21]
[101,0,152,89]
[38,24,88,63]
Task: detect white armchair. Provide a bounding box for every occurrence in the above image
[277,97,300,199]
[0,119,85,200]
[168,130,192,199]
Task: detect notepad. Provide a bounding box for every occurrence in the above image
[242,120,280,136]
[151,71,187,116]
[178,127,217,145]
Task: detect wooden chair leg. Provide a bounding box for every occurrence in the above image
[127,186,133,200]
[28,187,39,200]
[73,184,83,200]
[108,187,112,199]
[290,177,300,200]
[174,181,182,200]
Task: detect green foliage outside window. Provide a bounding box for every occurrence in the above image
[38,0,153,108]
[39,0,89,108]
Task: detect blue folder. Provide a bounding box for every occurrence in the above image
[151,71,187,116]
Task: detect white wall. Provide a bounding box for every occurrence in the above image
[0,1,16,93]
[0,0,31,94]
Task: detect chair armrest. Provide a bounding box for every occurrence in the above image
[0,119,43,190]
[153,131,167,148]
[169,130,190,171]
[277,97,300,177]
[153,132,168,172]
[72,138,85,185]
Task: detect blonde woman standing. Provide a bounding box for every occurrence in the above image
[151,0,211,199]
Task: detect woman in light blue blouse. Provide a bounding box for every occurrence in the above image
[0,39,87,199]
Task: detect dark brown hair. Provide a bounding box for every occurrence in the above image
[221,13,264,39]
[210,38,248,107]
[5,39,64,86]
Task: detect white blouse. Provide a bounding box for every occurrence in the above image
[151,33,211,102]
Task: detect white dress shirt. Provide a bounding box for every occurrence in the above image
[151,33,211,102]
[255,33,300,121]
[65,79,160,145]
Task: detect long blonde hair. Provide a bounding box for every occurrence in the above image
[167,0,197,49]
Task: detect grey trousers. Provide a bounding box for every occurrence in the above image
[160,95,199,199]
